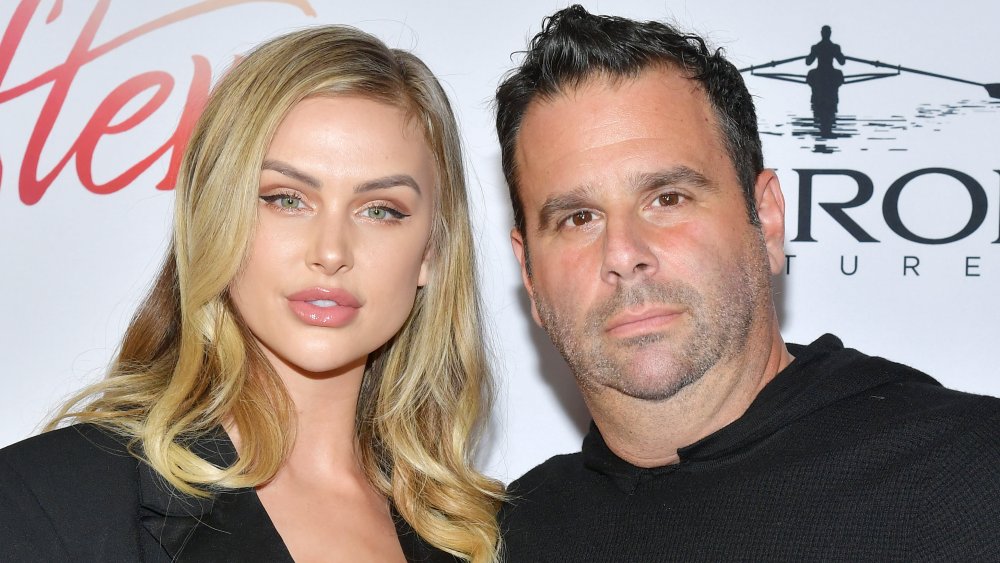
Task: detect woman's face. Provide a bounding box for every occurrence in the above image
[230,96,436,377]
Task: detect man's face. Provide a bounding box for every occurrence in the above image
[511,67,785,401]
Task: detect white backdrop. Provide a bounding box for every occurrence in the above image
[1,0,997,484]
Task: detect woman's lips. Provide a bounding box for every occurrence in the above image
[287,287,360,327]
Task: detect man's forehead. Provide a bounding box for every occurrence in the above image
[525,65,706,117]
[514,67,725,190]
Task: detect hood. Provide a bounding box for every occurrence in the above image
[677,334,940,463]
[582,334,941,487]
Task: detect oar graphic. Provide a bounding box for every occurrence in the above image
[844,56,1000,99]
[738,56,812,85]
[738,55,808,73]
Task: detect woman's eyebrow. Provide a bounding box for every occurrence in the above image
[355,174,422,195]
[260,161,422,197]
[261,159,321,189]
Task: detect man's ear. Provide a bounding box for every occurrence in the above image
[510,228,543,327]
[754,169,786,275]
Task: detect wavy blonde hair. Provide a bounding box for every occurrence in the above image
[48,25,502,561]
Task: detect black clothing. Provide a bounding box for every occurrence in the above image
[501,335,1000,561]
[0,424,454,562]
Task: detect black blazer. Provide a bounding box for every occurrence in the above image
[0,424,455,562]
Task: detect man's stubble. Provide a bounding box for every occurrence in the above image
[531,233,771,402]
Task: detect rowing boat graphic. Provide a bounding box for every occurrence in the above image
[740,26,999,148]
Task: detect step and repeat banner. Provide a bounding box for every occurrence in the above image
[1,0,997,483]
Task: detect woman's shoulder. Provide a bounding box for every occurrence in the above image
[0,423,137,477]
[0,423,142,508]
[0,424,147,560]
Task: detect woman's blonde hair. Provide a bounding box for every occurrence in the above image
[49,25,502,561]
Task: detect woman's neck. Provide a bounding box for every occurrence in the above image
[248,354,405,563]
[269,353,368,477]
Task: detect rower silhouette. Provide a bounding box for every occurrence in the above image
[806,25,845,136]
[737,25,1000,152]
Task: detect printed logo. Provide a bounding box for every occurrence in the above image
[0,0,315,205]
[741,25,1000,154]
[742,26,1000,279]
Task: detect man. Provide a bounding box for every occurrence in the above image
[495,5,1000,561]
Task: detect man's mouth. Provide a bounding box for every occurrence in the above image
[606,307,682,338]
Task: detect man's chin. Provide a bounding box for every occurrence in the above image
[605,355,708,402]
[616,330,669,348]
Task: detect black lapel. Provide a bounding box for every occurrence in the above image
[136,429,293,562]
[135,429,453,562]
[393,505,461,562]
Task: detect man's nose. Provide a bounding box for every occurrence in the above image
[600,215,658,284]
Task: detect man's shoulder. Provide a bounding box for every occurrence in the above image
[817,344,1000,446]
[507,451,586,498]
[892,383,1000,457]
[788,334,1000,425]
[838,350,1000,429]
[501,451,592,551]
[888,387,1000,558]
[502,450,610,531]
[799,344,1000,494]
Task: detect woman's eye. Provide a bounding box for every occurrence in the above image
[653,193,681,207]
[261,193,306,210]
[361,205,407,221]
[278,196,303,209]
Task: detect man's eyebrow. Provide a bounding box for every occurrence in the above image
[355,174,422,195]
[534,167,716,232]
[537,186,596,232]
[261,159,321,189]
[631,166,718,194]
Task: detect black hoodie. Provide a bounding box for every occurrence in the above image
[501,335,1000,562]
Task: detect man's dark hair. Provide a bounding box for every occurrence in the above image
[496,5,763,236]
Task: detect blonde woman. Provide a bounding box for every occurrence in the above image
[0,26,502,562]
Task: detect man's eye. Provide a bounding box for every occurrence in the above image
[566,211,593,227]
[653,193,681,207]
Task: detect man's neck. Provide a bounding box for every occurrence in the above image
[585,322,793,468]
